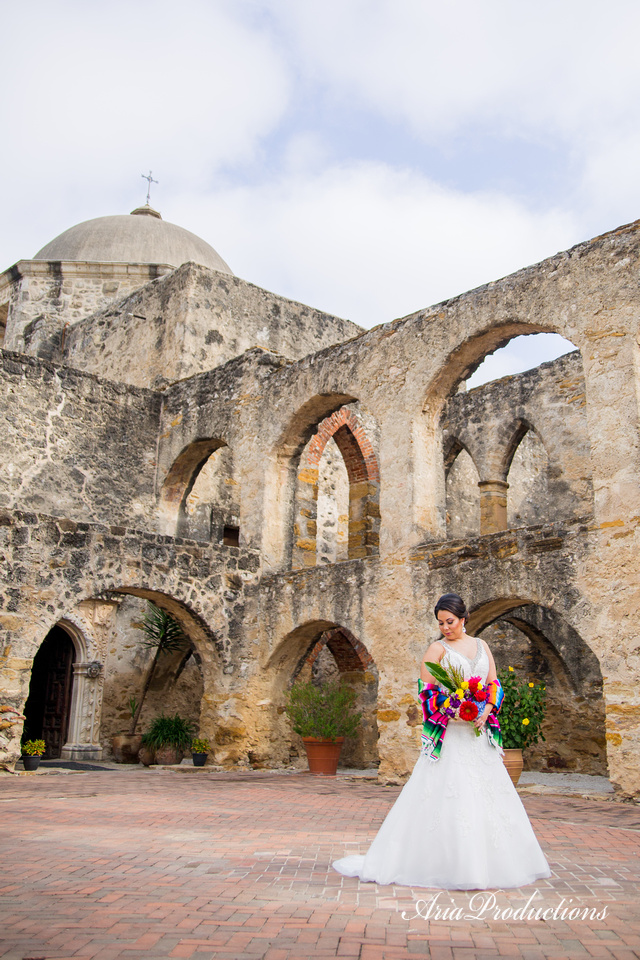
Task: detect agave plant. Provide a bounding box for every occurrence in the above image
[128,603,188,735]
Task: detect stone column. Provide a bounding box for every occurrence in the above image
[61,661,104,761]
[478,480,509,534]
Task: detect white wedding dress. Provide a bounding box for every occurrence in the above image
[333,638,551,890]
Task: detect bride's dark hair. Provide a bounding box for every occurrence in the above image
[434,593,468,621]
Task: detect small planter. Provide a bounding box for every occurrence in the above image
[302,737,344,776]
[192,752,208,767]
[21,755,41,771]
[138,744,155,766]
[503,747,524,786]
[112,734,143,764]
[155,745,184,766]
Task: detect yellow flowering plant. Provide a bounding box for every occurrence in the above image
[497,668,546,750]
[21,739,46,756]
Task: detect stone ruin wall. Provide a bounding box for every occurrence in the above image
[3,221,640,791]
[62,264,363,390]
[1,262,170,359]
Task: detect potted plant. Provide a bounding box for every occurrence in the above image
[112,696,143,763]
[497,667,546,785]
[191,737,210,767]
[111,603,188,763]
[140,713,195,766]
[285,681,361,775]
[21,739,46,771]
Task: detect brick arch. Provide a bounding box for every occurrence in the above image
[305,407,379,483]
[292,407,380,569]
[295,626,374,679]
[271,620,379,770]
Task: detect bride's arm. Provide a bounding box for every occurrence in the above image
[420,641,445,683]
[474,639,498,729]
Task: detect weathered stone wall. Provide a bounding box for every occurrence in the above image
[62,263,363,389]
[1,261,170,360]
[0,351,160,527]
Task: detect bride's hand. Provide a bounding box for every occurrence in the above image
[473,704,493,729]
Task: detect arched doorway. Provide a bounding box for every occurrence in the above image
[23,626,76,759]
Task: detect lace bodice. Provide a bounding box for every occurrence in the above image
[439,636,489,684]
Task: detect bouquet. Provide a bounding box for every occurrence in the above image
[424,660,489,737]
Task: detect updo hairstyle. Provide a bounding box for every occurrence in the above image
[434,593,468,622]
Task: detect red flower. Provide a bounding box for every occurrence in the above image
[467,677,481,693]
[474,689,488,702]
[459,701,479,722]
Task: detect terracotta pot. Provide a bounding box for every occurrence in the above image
[503,747,524,786]
[154,745,184,766]
[111,734,143,764]
[302,737,344,776]
[138,744,155,766]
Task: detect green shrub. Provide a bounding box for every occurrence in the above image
[21,739,46,756]
[191,738,210,753]
[497,668,546,750]
[285,681,361,741]
[141,714,194,750]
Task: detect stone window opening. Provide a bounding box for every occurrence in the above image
[291,407,380,569]
[222,525,240,547]
[443,438,480,540]
[159,439,240,543]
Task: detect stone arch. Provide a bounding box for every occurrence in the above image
[443,438,481,539]
[504,421,551,529]
[418,323,584,541]
[266,619,379,770]
[292,407,380,569]
[95,587,223,762]
[158,438,227,538]
[262,392,358,571]
[468,598,606,775]
[22,623,77,759]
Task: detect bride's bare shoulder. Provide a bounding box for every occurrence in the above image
[423,639,445,662]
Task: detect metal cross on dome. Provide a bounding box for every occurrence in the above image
[141,170,158,206]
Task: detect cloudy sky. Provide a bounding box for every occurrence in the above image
[3,1,639,383]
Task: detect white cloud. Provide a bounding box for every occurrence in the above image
[172,160,578,327]
[0,0,290,262]
[270,0,640,143]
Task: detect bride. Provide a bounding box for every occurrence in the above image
[333,593,551,890]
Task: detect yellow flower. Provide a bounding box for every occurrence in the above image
[461,681,469,690]
[522,718,530,725]
[508,666,514,672]
[477,682,483,690]
[444,698,450,708]
[455,689,464,698]
[528,682,534,688]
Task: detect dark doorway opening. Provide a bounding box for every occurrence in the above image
[23,626,75,759]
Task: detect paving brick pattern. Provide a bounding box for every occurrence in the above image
[1,770,639,960]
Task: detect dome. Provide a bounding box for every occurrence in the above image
[34,206,233,274]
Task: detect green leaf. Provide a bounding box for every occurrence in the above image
[424,661,457,692]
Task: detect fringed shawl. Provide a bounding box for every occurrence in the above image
[418,677,504,761]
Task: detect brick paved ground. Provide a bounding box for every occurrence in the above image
[1,769,639,960]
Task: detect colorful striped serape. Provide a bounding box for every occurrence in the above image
[417,677,504,761]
